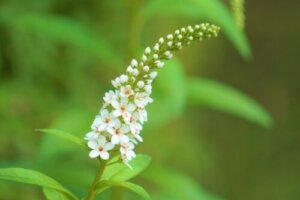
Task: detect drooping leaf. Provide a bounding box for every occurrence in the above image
[43,188,72,200]
[95,181,151,200]
[186,77,272,127]
[0,168,78,200]
[101,154,151,182]
[148,59,186,127]
[142,0,251,59]
[0,9,121,67]
[142,165,222,200]
[37,129,86,148]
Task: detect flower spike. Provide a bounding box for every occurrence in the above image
[84,23,220,166]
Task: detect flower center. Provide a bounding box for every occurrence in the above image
[98,147,104,152]
[115,128,121,135]
[104,117,110,123]
[120,105,126,112]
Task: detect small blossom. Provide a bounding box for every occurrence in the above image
[108,119,130,144]
[132,69,139,76]
[143,65,150,72]
[120,142,136,161]
[93,109,116,131]
[158,37,164,44]
[120,85,134,98]
[167,34,173,40]
[131,59,138,67]
[154,43,159,51]
[103,91,117,105]
[134,92,153,107]
[137,81,144,88]
[153,54,158,60]
[120,74,129,83]
[150,71,158,79]
[145,47,151,55]
[112,97,136,121]
[88,136,114,160]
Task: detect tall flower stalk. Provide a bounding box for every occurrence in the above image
[84,23,220,167]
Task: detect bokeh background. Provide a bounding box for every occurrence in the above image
[0,0,299,199]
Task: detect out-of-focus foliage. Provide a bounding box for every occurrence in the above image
[1,0,298,199]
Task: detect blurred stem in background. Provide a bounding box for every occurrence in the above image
[126,0,144,61]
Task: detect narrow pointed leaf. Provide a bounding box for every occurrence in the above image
[95,181,151,200]
[186,78,272,127]
[37,129,86,148]
[43,188,72,200]
[0,168,78,200]
[101,154,151,182]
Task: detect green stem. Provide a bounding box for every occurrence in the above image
[86,159,107,200]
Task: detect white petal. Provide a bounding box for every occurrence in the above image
[88,140,98,149]
[97,136,107,145]
[111,135,120,144]
[111,101,119,109]
[105,142,114,151]
[89,150,100,158]
[113,110,122,117]
[120,135,129,143]
[121,125,130,134]
[100,151,109,160]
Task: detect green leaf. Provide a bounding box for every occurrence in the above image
[186,78,272,127]
[43,188,72,200]
[0,10,121,67]
[95,181,151,200]
[0,168,78,200]
[142,165,222,200]
[148,59,186,127]
[102,154,151,182]
[37,129,86,148]
[142,0,251,59]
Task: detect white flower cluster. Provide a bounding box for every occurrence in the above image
[84,23,220,166]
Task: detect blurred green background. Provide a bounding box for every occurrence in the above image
[0,0,299,199]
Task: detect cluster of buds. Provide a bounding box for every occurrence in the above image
[84,23,220,166]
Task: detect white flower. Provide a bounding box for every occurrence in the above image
[145,47,151,55]
[103,91,117,105]
[125,112,143,135]
[150,71,157,79]
[134,92,153,108]
[88,136,114,160]
[107,119,130,144]
[137,107,148,123]
[143,66,150,72]
[167,34,173,40]
[120,74,129,83]
[120,142,136,161]
[92,109,115,131]
[112,77,121,88]
[132,69,139,76]
[154,43,159,51]
[137,81,144,88]
[120,85,134,98]
[131,59,138,67]
[158,37,164,44]
[112,98,136,121]
[144,85,152,94]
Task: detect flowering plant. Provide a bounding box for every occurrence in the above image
[0,23,220,200]
[84,23,220,168]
